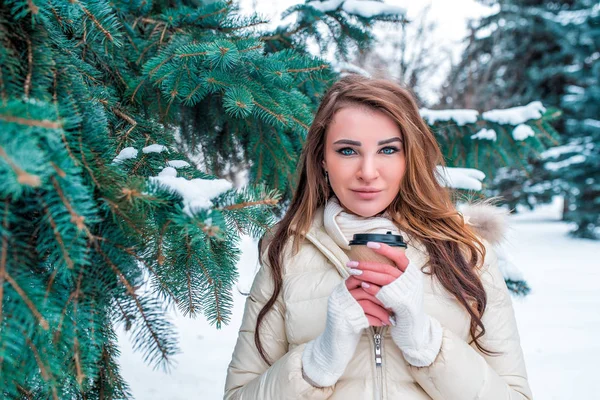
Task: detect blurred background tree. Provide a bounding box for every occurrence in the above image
[438,0,599,239]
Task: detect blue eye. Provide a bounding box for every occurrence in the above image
[381,146,399,155]
[337,148,356,156]
[336,147,400,156]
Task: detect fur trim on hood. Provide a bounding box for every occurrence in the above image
[458,200,509,245]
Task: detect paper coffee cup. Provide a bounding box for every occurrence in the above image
[348,231,407,266]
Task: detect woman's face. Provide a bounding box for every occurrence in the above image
[323,106,406,217]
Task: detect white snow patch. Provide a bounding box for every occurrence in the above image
[566,85,585,95]
[475,22,497,40]
[541,144,584,160]
[307,0,406,19]
[167,160,192,169]
[563,94,583,103]
[112,147,138,163]
[512,124,535,141]
[420,108,479,126]
[143,144,168,154]
[583,119,600,129]
[471,128,497,141]
[564,64,582,73]
[545,155,586,171]
[436,166,486,191]
[149,170,232,217]
[554,4,600,26]
[159,167,178,177]
[341,1,406,19]
[482,101,546,125]
[307,0,343,12]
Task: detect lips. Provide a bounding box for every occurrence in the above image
[351,189,382,193]
[351,189,382,200]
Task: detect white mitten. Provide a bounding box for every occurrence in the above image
[302,280,370,387]
[375,261,443,367]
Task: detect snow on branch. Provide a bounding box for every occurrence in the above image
[436,166,486,191]
[471,128,497,141]
[584,119,600,129]
[112,147,138,163]
[482,101,546,125]
[341,0,406,18]
[166,160,191,168]
[419,108,479,126]
[544,155,586,171]
[150,167,232,217]
[307,0,406,19]
[542,4,599,26]
[512,124,535,141]
[143,144,168,153]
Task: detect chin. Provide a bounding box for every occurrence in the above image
[343,201,388,218]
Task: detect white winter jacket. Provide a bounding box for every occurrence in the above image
[224,205,533,399]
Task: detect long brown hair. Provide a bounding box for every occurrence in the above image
[255,74,496,365]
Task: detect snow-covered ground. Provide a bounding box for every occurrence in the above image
[117,198,600,399]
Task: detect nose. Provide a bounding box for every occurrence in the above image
[357,155,379,181]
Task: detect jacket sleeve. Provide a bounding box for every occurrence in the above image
[409,241,533,400]
[223,246,334,400]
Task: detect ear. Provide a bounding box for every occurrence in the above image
[322,160,327,171]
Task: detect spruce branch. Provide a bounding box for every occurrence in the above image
[78,4,115,44]
[5,273,49,330]
[0,145,41,187]
[71,269,85,386]
[22,332,58,400]
[24,36,32,98]
[0,114,62,129]
[184,231,196,316]
[50,176,88,233]
[0,199,8,327]
[41,202,75,270]
[77,135,100,187]
[0,68,6,105]
[98,234,179,304]
[112,107,138,140]
[95,243,173,367]
[221,198,279,210]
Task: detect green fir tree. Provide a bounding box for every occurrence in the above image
[0,0,408,397]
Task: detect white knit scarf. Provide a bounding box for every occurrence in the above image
[323,196,403,250]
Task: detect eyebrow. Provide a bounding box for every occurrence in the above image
[333,137,403,146]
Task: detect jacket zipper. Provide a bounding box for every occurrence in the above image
[372,326,384,400]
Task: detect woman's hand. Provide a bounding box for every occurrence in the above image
[346,241,409,294]
[344,241,410,326]
[345,275,393,326]
[348,241,443,367]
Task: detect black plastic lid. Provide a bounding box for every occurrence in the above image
[348,231,407,248]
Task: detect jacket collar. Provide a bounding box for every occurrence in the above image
[303,206,352,278]
[298,206,430,279]
[285,202,507,280]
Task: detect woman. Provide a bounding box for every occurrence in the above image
[224,75,532,399]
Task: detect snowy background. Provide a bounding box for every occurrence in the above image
[117,196,600,399]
